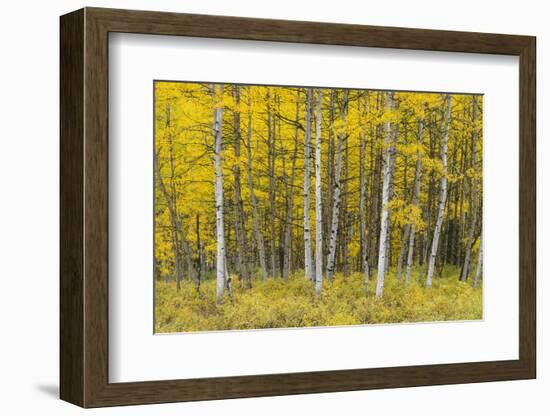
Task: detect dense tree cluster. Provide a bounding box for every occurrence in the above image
[154,82,483,303]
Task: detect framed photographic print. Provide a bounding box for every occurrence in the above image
[60,7,536,407]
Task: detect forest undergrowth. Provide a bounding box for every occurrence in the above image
[155,266,482,333]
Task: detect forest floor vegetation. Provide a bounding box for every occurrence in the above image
[155,266,482,333]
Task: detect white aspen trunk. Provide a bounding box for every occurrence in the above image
[212,84,227,303]
[384,205,393,276]
[245,106,268,281]
[375,92,395,298]
[405,120,424,285]
[461,96,479,282]
[426,95,452,288]
[359,94,370,290]
[326,90,349,280]
[232,86,250,286]
[473,232,483,287]
[384,129,399,276]
[405,224,417,285]
[315,89,323,296]
[303,88,314,281]
[283,94,301,279]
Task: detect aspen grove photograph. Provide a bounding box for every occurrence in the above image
[154,81,483,333]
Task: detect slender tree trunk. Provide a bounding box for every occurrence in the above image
[371,122,383,268]
[303,88,314,281]
[405,120,424,285]
[385,201,393,274]
[445,142,458,265]
[154,149,184,288]
[461,96,479,282]
[426,95,452,288]
[245,99,268,281]
[451,162,460,266]
[276,95,286,278]
[375,92,395,298]
[384,123,398,276]
[342,136,351,277]
[324,91,336,264]
[359,93,371,290]
[212,84,227,303]
[154,104,188,289]
[367,122,376,267]
[473,232,483,287]
[457,139,467,268]
[224,257,232,299]
[396,225,410,282]
[437,190,452,278]
[314,89,324,295]
[283,92,301,279]
[232,86,251,287]
[267,91,277,278]
[424,114,437,272]
[405,233,417,286]
[195,213,202,293]
[326,90,349,280]
[396,121,410,282]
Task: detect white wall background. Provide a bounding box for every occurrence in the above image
[0,0,545,414]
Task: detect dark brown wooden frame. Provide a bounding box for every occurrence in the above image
[60,7,536,408]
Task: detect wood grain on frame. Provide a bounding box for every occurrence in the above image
[60,7,536,407]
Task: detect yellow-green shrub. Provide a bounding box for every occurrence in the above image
[154,266,482,333]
